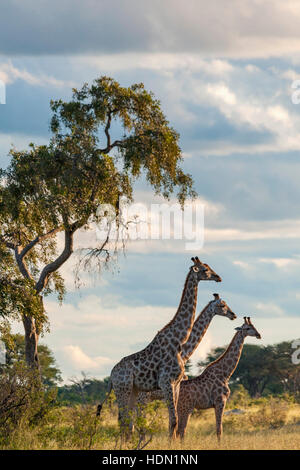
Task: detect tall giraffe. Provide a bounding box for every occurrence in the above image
[176,317,261,441]
[137,293,237,404]
[97,257,222,439]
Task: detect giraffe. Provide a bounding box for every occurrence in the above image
[137,293,237,405]
[96,257,222,439]
[176,317,261,441]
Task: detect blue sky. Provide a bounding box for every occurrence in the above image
[1,0,300,381]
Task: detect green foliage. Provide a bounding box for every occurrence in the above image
[229,384,251,408]
[184,359,194,378]
[3,333,62,387]
[0,244,43,324]
[50,77,195,205]
[67,404,102,450]
[0,362,57,446]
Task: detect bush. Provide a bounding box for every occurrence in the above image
[0,362,57,445]
[229,384,250,408]
[248,397,289,430]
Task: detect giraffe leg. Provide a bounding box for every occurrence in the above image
[159,379,177,439]
[128,387,138,434]
[214,399,226,443]
[177,410,192,439]
[176,389,192,439]
[114,385,134,441]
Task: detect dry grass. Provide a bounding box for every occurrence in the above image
[1,399,300,450]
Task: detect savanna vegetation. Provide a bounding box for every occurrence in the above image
[0,333,299,450]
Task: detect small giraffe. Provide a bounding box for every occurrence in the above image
[176,317,261,441]
[137,293,237,404]
[97,257,222,439]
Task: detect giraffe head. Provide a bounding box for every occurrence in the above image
[209,293,237,320]
[235,317,261,339]
[191,257,222,283]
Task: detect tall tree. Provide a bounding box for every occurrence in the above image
[0,76,195,368]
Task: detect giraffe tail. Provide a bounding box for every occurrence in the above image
[96,379,112,417]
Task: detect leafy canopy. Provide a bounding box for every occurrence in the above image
[0,76,195,327]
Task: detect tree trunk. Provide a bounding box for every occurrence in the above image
[22,315,40,369]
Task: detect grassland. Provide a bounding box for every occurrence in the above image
[2,396,300,450]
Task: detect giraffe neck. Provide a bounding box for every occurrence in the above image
[207,331,245,382]
[181,302,214,362]
[161,270,198,345]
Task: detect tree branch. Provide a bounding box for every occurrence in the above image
[99,113,126,153]
[19,227,63,260]
[35,229,74,293]
[15,247,32,281]
[99,139,126,154]
[104,111,112,150]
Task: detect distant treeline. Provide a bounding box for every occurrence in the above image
[57,375,111,405]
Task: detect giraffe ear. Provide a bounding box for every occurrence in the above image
[192,266,199,272]
[235,327,242,331]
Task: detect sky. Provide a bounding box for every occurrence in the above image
[1,0,300,381]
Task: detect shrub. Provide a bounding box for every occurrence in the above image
[248,397,289,430]
[229,384,250,408]
[0,362,57,445]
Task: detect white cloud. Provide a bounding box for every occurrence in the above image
[0,61,75,88]
[205,219,300,243]
[233,260,252,271]
[203,80,300,153]
[78,54,234,75]
[206,83,237,106]
[259,257,300,269]
[63,345,114,371]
